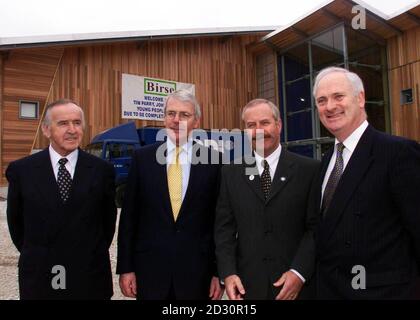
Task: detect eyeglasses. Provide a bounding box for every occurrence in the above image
[165,111,194,121]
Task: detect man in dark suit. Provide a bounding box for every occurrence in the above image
[214,99,320,300]
[117,90,223,300]
[6,99,117,300]
[313,66,420,299]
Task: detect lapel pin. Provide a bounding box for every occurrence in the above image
[249,175,255,181]
[280,177,286,182]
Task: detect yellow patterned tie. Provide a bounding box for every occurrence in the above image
[167,146,182,221]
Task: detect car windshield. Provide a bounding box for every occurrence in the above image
[85,143,103,158]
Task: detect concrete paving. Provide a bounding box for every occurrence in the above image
[0,199,19,300]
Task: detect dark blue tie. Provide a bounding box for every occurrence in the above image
[57,158,72,203]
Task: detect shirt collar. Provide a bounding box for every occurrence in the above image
[49,145,79,167]
[167,137,192,154]
[337,120,369,153]
[254,143,282,168]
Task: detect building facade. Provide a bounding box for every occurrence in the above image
[0,0,419,185]
[252,0,419,158]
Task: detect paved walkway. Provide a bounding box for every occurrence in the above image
[0,200,19,299]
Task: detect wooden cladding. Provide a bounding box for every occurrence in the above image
[387,26,420,141]
[1,35,260,185]
[387,25,420,69]
[1,48,64,185]
[256,51,277,104]
[0,54,4,184]
[32,35,260,149]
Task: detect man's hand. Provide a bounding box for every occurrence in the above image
[273,271,304,300]
[209,276,224,300]
[119,272,137,298]
[225,274,245,300]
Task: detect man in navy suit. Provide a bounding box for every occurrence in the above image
[313,67,420,299]
[117,90,223,300]
[6,99,117,299]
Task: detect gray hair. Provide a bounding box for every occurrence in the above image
[164,89,201,119]
[42,99,85,128]
[241,98,281,122]
[313,66,364,97]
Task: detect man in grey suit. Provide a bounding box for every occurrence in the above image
[214,99,319,300]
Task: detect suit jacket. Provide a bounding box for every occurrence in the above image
[315,125,420,299]
[116,141,221,300]
[215,149,320,299]
[6,148,117,300]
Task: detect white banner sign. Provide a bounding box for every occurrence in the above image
[122,74,195,121]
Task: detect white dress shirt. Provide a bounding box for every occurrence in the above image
[166,138,193,201]
[254,144,306,283]
[254,144,281,181]
[48,145,78,180]
[321,120,369,199]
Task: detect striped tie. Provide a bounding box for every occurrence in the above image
[322,142,345,215]
[167,147,182,221]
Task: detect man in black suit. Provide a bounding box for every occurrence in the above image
[313,66,420,299]
[214,99,320,300]
[117,90,223,300]
[6,99,117,300]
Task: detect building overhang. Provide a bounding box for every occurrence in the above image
[250,0,419,54]
[0,26,276,51]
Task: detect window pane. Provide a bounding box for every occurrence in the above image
[20,101,38,119]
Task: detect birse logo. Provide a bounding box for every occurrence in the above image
[144,78,176,96]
